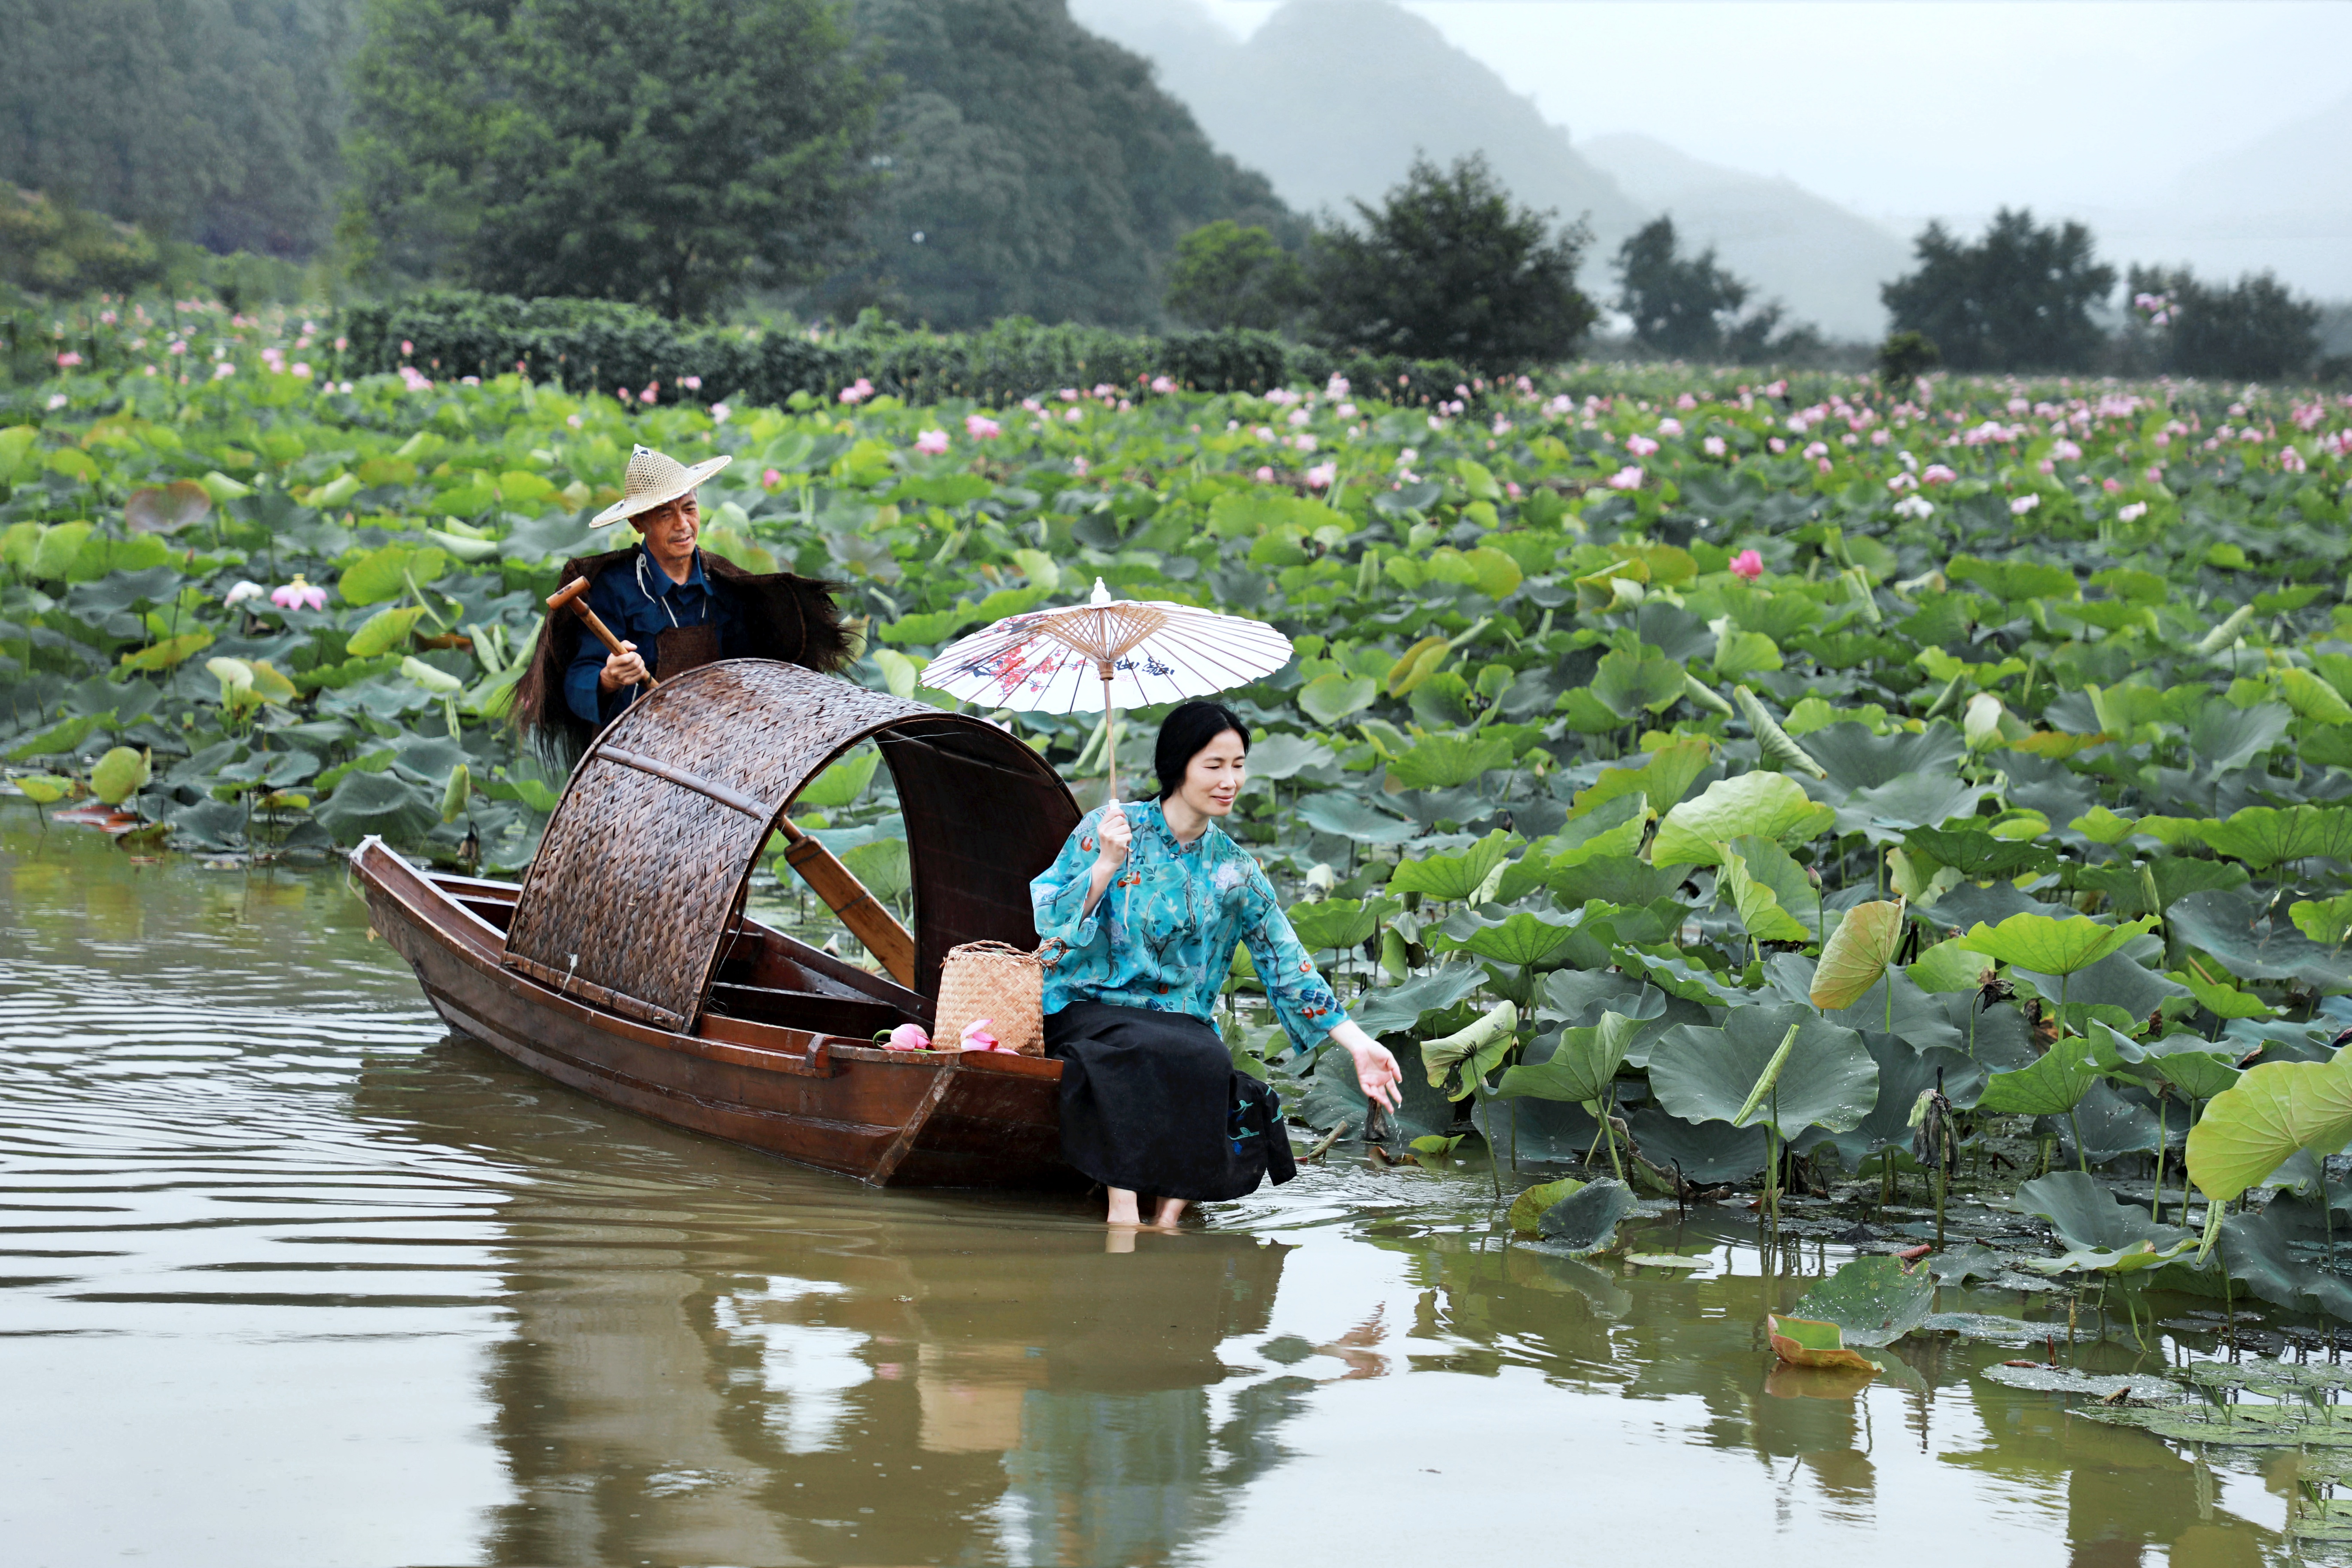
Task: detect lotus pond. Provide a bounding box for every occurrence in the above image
[10,324,2352,1556]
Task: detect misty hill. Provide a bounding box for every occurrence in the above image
[1070,0,1644,251]
[1074,0,1912,341]
[825,0,1294,328]
[2129,91,2352,302]
[1580,135,1908,341]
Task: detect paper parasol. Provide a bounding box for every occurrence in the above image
[924,578,1292,800]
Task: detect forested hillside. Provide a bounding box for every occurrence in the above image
[0,0,359,257]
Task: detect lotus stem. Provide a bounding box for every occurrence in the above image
[2070,1105,2088,1175]
[2152,1097,2167,1221]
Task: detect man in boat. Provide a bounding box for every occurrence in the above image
[514,443,851,766]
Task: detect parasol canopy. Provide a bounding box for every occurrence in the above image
[925,579,1292,798]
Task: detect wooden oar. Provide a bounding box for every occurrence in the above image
[546,579,919,986]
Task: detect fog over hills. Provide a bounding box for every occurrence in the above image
[1073,0,1911,339]
[1077,0,2350,342]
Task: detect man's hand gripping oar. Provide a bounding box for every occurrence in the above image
[545,579,919,988]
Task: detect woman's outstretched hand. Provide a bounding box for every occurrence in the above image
[1330,1020,1404,1111]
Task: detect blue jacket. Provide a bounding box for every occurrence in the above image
[1030,799,1348,1056]
[562,546,748,725]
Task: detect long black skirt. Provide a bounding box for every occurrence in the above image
[1044,1000,1297,1203]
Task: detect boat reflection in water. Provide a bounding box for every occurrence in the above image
[352,1035,1300,1566]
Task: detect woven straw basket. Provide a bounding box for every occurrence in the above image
[933,941,1046,1057]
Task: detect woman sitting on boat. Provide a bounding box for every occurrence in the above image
[1031,701,1406,1229]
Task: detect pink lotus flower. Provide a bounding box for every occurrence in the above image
[1505,480,1522,499]
[1071,456,1089,477]
[679,374,702,391]
[1607,466,1643,491]
[1703,435,1727,457]
[2118,502,2149,523]
[2009,494,2041,516]
[1305,462,1337,489]
[213,362,235,380]
[223,580,265,607]
[958,1017,1001,1051]
[762,467,783,488]
[638,384,658,405]
[840,378,874,405]
[271,577,327,611]
[883,1023,931,1051]
[2146,466,2165,483]
[709,402,730,423]
[2102,477,2122,493]
[1921,464,1957,484]
[965,413,1001,439]
[1151,375,1175,394]
[56,351,81,368]
[1729,549,1764,581]
[1657,417,1683,437]
[1254,466,1276,482]
[915,429,949,455]
[401,340,413,356]
[1626,434,1660,457]
[1768,437,1786,454]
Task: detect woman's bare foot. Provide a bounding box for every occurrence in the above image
[1151,1197,1187,1229]
[1105,1187,1142,1226]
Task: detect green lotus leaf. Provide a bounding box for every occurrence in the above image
[1901,826,2057,881]
[1288,895,1402,955]
[2186,1054,2352,1205]
[12,774,72,805]
[2146,1040,2245,1102]
[1387,732,1516,791]
[1648,1003,1877,1139]
[1812,899,1905,1011]
[1976,1034,2102,1117]
[1298,671,1376,726]
[89,746,151,806]
[2292,892,2352,949]
[1833,771,1987,843]
[1616,947,1756,1007]
[2197,804,2352,869]
[1536,1177,1632,1253]
[1652,771,1836,868]
[1964,912,2160,976]
[1908,941,1993,995]
[312,768,438,843]
[1422,1000,1519,1098]
[840,836,912,903]
[123,480,213,535]
[1243,732,1334,781]
[1428,908,1579,968]
[1717,837,1816,945]
[1590,648,1686,720]
[2169,888,2352,993]
[797,748,880,810]
[1787,1255,1935,1347]
[1348,964,1487,1036]
[345,605,429,659]
[1734,685,1825,778]
[2014,1169,2193,1256]
[1388,830,1518,902]
[1507,1176,1586,1235]
[1295,792,1419,845]
[338,544,449,608]
[1496,1011,1639,1105]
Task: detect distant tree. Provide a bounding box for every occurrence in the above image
[2127,264,2320,381]
[1165,221,1304,330]
[1306,154,1594,371]
[818,0,1298,329]
[1615,216,1748,357]
[1875,329,1941,389]
[0,188,167,297]
[347,0,887,318]
[1881,208,2115,371]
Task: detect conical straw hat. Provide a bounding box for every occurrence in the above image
[591,443,732,527]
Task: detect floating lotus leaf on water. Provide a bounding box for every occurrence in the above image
[1507,1176,1585,1235]
[1787,1255,1934,1347]
[1765,1315,1880,1375]
[1651,771,1837,868]
[2011,1171,2194,1273]
[1535,1176,1632,1253]
[2075,1403,2352,1446]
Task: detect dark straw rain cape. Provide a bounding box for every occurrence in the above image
[512,548,852,769]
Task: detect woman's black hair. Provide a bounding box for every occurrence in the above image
[1155,700,1248,801]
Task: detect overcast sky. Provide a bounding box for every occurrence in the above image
[1189,2,2352,230]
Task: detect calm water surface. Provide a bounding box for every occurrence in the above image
[0,808,2312,1566]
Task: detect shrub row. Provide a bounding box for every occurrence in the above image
[339,291,1485,407]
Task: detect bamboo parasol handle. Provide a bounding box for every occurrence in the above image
[547,577,657,691]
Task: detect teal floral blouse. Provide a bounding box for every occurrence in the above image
[1030,800,1348,1056]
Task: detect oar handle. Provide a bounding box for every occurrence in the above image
[548,576,657,691]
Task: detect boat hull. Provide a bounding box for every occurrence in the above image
[352,839,1082,1190]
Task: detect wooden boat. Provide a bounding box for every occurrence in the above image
[350,660,1088,1188]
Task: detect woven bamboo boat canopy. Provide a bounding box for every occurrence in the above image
[502,661,1080,1031]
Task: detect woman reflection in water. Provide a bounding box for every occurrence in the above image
[1031,701,1406,1230]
